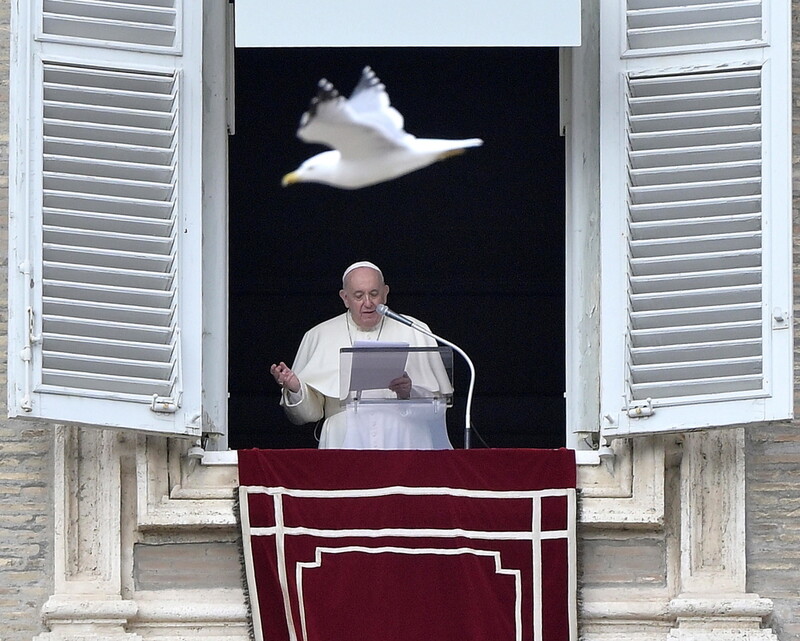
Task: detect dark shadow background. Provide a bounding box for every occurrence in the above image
[228,47,565,449]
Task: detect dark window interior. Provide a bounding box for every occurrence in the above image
[228,48,565,449]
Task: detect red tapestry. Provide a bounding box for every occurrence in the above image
[238,449,576,641]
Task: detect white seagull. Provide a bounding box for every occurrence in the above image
[281,66,483,189]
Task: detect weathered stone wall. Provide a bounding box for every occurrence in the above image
[0,1,54,638]
[744,2,800,639]
[0,420,51,638]
[747,426,800,640]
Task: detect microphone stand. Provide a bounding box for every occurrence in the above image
[377,305,476,449]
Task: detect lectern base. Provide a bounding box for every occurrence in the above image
[342,399,452,449]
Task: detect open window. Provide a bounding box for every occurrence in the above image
[227,46,568,450]
[7,1,792,451]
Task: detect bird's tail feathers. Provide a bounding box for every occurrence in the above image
[439,148,467,160]
[415,137,484,154]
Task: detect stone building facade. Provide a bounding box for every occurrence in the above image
[0,1,54,637]
[0,1,799,640]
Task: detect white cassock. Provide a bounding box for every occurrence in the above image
[281,312,454,449]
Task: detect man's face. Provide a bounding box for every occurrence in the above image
[339,267,389,329]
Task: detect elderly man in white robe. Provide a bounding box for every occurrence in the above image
[270,261,453,449]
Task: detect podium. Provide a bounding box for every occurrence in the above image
[338,345,454,449]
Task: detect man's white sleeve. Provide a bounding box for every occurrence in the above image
[281,382,325,425]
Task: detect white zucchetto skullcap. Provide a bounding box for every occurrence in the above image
[342,261,383,286]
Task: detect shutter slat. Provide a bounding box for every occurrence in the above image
[43,209,174,237]
[631,338,762,364]
[43,192,174,219]
[43,352,174,379]
[630,124,761,149]
[44,82,175,110]
[43,66,175,93]
[630,267,761,293]
[43,334,173,362]
[44,102,175,129]
[631,142,761,168]
[628,20,762,50]
[628,1,761,26]
[631,375,763,398]
[631,160,760,185]
[631,214,761,240]
[628,0,759,9]
[631,320,762,347]
[45,137,174,165]
[630,231,761,257]
[630,105,760,132]
[43,226,174,254]
[43,298,174,326]
[43,244,174,272]
[629,88,760,114]
[43,316,173,343]
[631,195,761,222]
[631,249,761,276]
[44,262,173,290]
[628,69,761,94]
[44,156,174,183]
[630,177,762,204]
[631,284,761,311]
[44,172,175,200]
[631,356,762,383]
[41,370,173,395]
[44,120,175,147]
[120,0,175,6]
[43,280,173,308]
[630,302,762,330]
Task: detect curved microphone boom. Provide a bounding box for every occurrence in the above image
[376,304,477,449]
[375,304,413,327]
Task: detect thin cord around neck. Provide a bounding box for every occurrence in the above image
[346,312,385,345]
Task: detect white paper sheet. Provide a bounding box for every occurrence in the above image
[347,342,409,392]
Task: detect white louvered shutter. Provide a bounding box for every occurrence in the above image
[8,0,206,436]
[598,0,792,437]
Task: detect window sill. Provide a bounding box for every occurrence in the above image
[205,449,597,466]
[136,439,665,529]
[202,449,238,465]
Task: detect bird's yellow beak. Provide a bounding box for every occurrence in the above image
[281,171,300,187]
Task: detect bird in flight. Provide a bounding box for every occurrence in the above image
[281,66,483,189]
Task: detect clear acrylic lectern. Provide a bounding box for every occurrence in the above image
[338,345,454,450]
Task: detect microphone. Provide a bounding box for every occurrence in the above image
[376,304,413,326]
[375,303,477,449]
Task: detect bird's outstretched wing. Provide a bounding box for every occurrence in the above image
[346,66,405,135]
[297,67,409,159]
